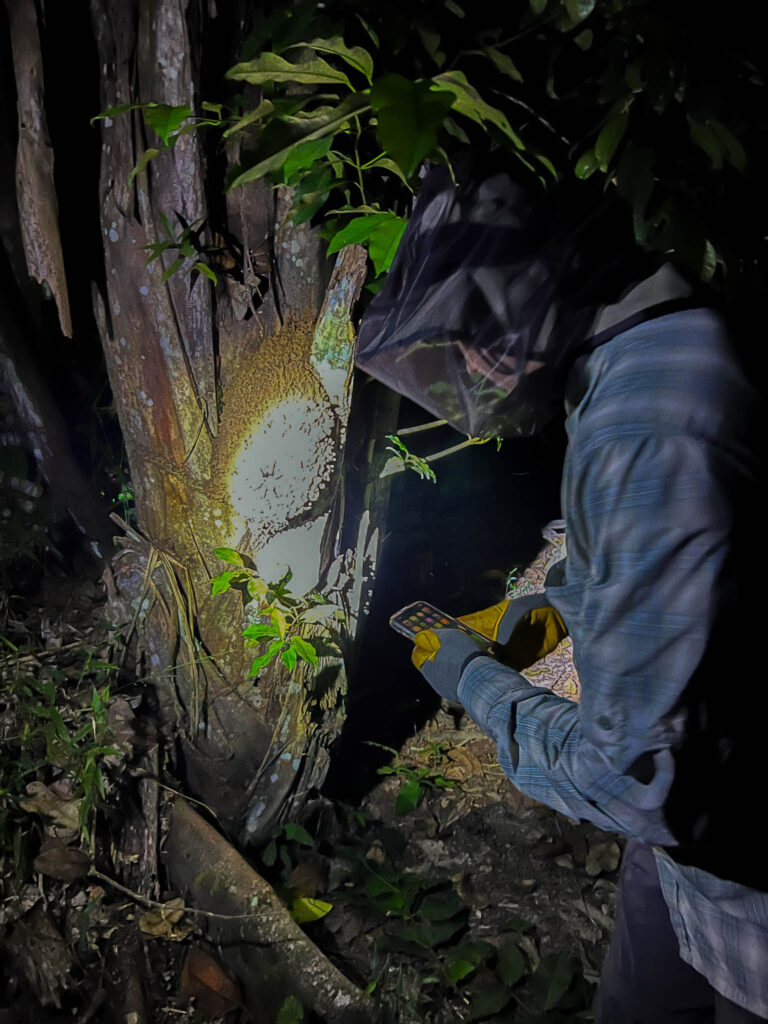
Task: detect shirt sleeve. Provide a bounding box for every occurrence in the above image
[457,432,734,843]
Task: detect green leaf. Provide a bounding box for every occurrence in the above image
[248,640,284,677]
[687,117,724,170]
[443,117,471,145]
[370,75,453,179]
[327,213,390,253]
[363,155,413,189]
[418,889,465,922]
[443,957,478,985]
[375,932,430,957]
[399,917,466,948]
[263,839,277,867]
[368,216,407,276]
[214,546,244,567]
[565,0,596,23]
[282,136,333,182]
[248,577,269,603]
[222,99,276,139]
[448,940,494,965]
[499,914,534,933]
[530,0,548,12]
[271,607,288,641]
[445,0,465,16]
[574,148,598,179]
[128,148,160,185]
[227,52,352,89]
[161,257,185,282]
[91,102,149,126]
[701,239,718,283]
[432,71,524,150]
[276,995,304,1024]
[418,27,446,68]
[497,942,528,986]
[289,636,318,667]
[535,152,558,179]
[594,113,629,172]
[483,47,523,82]
[282,646,299,671]
[710,120,747,172]
[283,823,315,846]
[533,953,577,1011]
[242,623,280,641]
[466,983,512,1020]
[227,93,370,190]
[240,5,319,59]
[288,36,374,83]
[144,103,191,147]
[395,778,424,814]
[193,262,217,284]
[291,167,334,225]
[291,897,332,924]
[211,571,237,596]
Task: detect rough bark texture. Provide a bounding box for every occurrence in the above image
[166,797,380,1024]
[89,0,394,845]
[4,0,72,337]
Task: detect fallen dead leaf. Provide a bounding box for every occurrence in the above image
[33,837,91,882]
[364,841,386,867]
[290,859,326,898]
[48,778,76,801]
[585,840,621,877]
[180,946,242,1017]
[20,781,81,830]
[444,745,484,782]
[107,697,139,752]
[138,897,194,941]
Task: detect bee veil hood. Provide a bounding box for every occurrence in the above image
[354,163,695,437]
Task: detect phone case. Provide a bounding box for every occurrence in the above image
[389,601,490,643]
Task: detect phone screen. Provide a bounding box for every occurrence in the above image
[389,601,490,644]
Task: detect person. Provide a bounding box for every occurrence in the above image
[355,164,767,1022]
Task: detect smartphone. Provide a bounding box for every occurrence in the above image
[389,601,492,645]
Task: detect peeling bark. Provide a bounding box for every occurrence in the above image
[4,0,72,337]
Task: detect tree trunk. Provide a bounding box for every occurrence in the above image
[89,0,391,845]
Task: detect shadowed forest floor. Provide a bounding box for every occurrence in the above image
[1,499,621,1023]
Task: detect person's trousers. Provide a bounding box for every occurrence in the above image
[593,840,766,1023]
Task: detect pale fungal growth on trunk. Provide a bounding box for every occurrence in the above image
[229,396,336,546]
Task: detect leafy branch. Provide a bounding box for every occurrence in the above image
[210,547,344,677]
[381,431,498,481]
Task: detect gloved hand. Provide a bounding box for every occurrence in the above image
[458,595,567,672]
[411,627,491,703]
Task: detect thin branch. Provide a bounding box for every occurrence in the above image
[396,419,447,435]
[90,869,275,923]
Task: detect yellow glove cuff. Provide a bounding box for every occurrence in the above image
[457,600,508,643]
[503,606,567,670]
[411,629,442,670]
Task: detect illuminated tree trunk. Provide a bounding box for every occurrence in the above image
[91,0,388,844]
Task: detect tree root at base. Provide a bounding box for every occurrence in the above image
[165,797,380,1023]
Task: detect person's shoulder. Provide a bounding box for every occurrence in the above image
[569,306,759,454]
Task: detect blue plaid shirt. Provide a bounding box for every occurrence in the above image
[458,309,768,1016]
